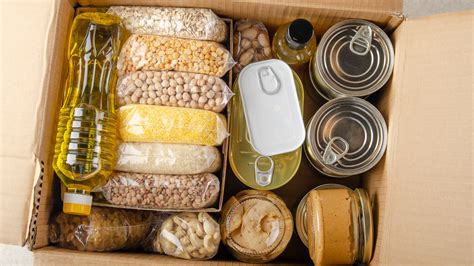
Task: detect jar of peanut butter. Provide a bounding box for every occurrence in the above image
[295,184,373,265]
[220,190,293,263]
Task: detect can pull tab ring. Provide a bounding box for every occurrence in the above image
[258,66,281,95]
[350,25,373,56]
[255,156,274,187]
[322,137,350,165]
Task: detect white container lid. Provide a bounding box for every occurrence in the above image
[239,59,305,156]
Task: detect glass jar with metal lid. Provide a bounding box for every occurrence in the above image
[310,19,394,100]
[220,190,293,263]
[305,97,387,177]
[295,184,374,265]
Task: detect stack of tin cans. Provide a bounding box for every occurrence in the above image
[306,19,393,177]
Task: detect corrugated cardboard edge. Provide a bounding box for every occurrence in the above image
[365,10,474,265]
[26,0,75,250]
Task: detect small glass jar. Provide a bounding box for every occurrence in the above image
[296,184,374,265]
[220,190,293,263]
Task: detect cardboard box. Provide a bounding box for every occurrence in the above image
[0,0,472,265]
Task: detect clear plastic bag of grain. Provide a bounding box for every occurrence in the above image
[117,34,235,77]
[115,142,221,175]
[101,172,220,210]
[151,212,220,260]
[117,70,233,112]
[107,6,227,42]
[49,207,152,251]
[118,105,228,146]
[233,20,272,74]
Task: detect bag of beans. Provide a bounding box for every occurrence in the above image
[107,6,227,42]
[101,172,220,210]
[145,212,220,260]
[118,105,228,146]
[233,20,272,75]
[116,70,233,112]
[117,34,235,77]
[115,142,221,175]
[49,207,152,252]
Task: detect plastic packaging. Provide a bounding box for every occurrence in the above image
[233,20,272,74]
[115,142,221,175]
[107,6,227,42]
[118,34,234,77]
[141,212,171,253]
[52,12,125,215]
[102,172,220,210]
[118,105,228,146]
[49,207,151,251]
[117,70,233,112]
[220,190,293,263]
[156,213,221,260]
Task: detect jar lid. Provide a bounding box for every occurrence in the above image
[220,190,293,263]
[239,59,305,156]
[314,19,394,98]
[306,97,387,177]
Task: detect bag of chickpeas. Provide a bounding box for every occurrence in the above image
[117,34,235,77]
[116,70,233,113]
[49,207,152,252]
[144,212,221,260]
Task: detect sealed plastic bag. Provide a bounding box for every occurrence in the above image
[141,212,171,253]
[102,172,220,209]
[107,6,227,42]
[49,207,151,251]
[115,142,221,175]
[118,34,234,77]
[117,70,233,112]
[118,105,228,146]
[233,20,272,74]
[154,212,220,260]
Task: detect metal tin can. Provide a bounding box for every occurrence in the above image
[229,70,304,190]
[310,19,394,100]
[305,97,387,177]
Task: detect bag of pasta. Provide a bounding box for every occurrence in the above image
[49,207,152,251]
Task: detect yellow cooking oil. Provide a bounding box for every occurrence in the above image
[52,12,125,215]
[229,72,304,190]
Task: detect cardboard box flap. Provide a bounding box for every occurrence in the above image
[0,0,56,246]
[80,0,403,14]
[80,0,403,35]
[367,10,473,265]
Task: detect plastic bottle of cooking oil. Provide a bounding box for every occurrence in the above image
[273,19,317,65]
[52,12,124,215]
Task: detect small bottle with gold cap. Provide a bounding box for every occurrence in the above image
[52,12,125,215]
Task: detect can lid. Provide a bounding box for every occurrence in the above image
[306,97,387,176]
[314,19,394,97]
[239,59,305,156]
[286,19,314,49]
[63,192,93,216]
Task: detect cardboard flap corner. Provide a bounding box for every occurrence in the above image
[0,0,59,246]
[370,10,473,265]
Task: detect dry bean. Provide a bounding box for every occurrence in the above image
[117,70,232,113]
[118,35,234,77]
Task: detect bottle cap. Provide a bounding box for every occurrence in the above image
[286,19,314,49]
[63,192,93,216]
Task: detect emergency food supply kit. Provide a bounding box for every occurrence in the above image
[0,0,472,265]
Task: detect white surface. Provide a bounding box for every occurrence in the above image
[239,59,305,156]
[0,1,472,265]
